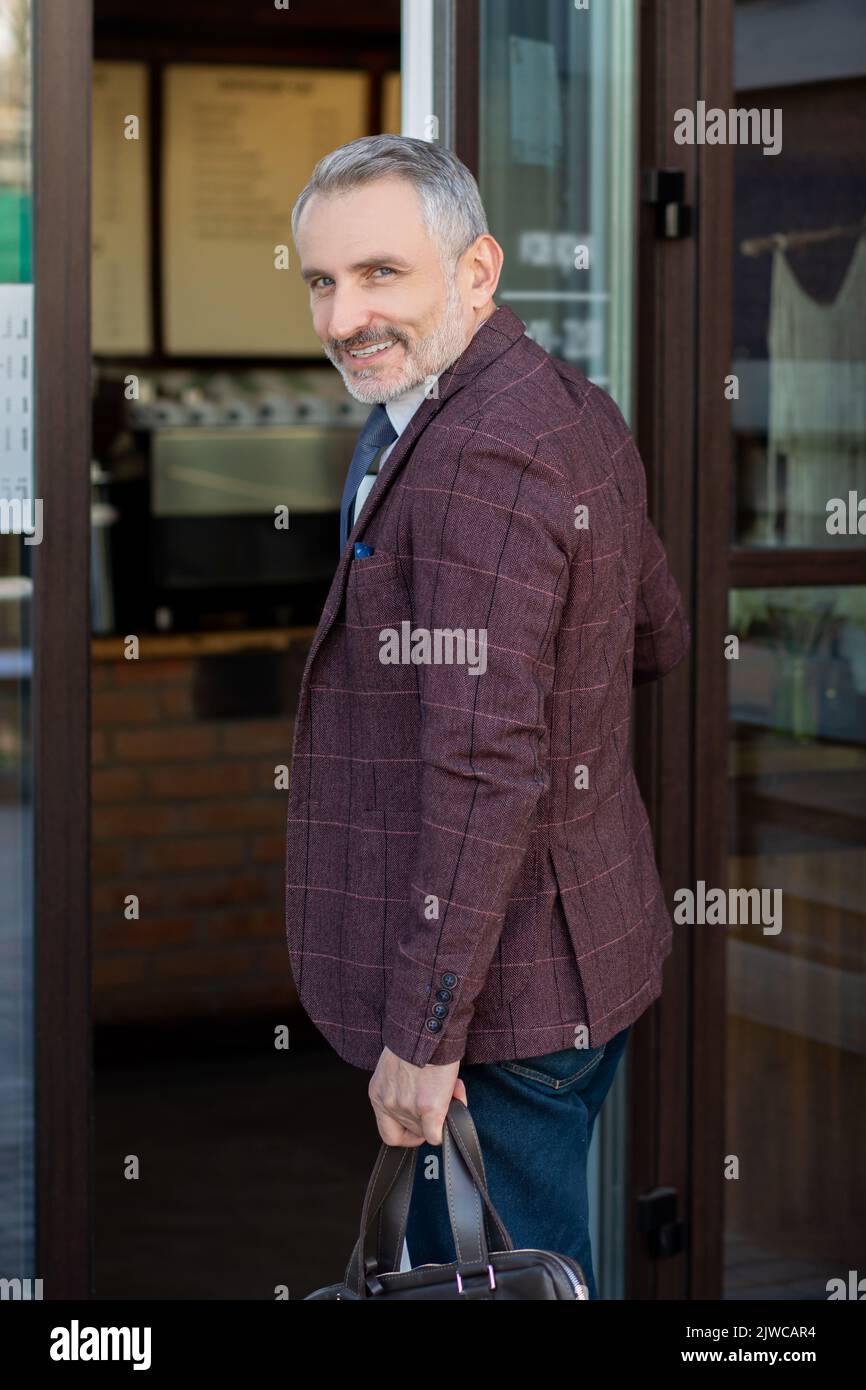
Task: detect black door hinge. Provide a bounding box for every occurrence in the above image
[636,1185,686,1258]
[641,169,692,239]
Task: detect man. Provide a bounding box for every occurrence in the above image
[286,135,690,1297]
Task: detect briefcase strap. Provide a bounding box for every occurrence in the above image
[443,1098,514,1260]
[345,1099,514,1298]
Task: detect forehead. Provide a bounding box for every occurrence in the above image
[297,177,433,262]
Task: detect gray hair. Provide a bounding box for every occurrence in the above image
[291,135,489,270]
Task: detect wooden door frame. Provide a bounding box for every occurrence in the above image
[34,0,93,1298]
[632,0,697,1302]
[632,0,733,1300]
[690,0,733,1302]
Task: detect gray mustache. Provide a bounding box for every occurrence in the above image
[336,335,403,351]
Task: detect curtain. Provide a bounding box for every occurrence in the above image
[766,230,866,546]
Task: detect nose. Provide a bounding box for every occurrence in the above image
[324,286,376,349]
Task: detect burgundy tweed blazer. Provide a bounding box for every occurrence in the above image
[285,304,690,1071]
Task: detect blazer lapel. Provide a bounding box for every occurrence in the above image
[302,304,527,674]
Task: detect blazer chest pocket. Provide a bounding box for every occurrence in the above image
[343,547,411,636]
[343,544,414,681]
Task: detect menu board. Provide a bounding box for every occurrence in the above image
[162,65,367,356]
[92,62,152,354]
[382,72,401,134]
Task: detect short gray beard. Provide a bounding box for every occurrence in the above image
[326,268,469,404]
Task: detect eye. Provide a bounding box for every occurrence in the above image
[372,267,396,279]
[310,276,333,291]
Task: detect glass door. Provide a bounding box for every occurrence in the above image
[0,0,35,1293]
[478,0,636,408]
[0,0,92,1297]
[476,0,638,1300]
[726,0,866,1297]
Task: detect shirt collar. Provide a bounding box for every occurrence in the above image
[383,311,493,439]
[384,376,436,440]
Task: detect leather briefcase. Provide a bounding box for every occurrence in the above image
[304,1098,589,1300]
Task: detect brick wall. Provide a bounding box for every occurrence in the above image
[90,634,312,1024]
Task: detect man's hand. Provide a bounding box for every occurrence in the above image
[369,1046,468,1147]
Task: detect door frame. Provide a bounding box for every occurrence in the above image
[632,0,733,1301]
[440,0,734,1299]
[690,0,733,1302]
[34,0,93,1298]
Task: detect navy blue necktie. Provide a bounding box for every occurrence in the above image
[340,403,397,554]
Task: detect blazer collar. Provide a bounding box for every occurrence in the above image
[347,303,526,547]
[302,304,527,673]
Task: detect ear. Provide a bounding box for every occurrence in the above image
[470,233,504,304]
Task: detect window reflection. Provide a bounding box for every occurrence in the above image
[479,0,635,413]
[732,0,866,551]
[730,587,866,744]
[727,0,866,1295]
[727,585,866,1295]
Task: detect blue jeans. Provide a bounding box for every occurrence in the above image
[404,1024,632,1300]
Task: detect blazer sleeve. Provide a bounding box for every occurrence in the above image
[632,513,691,686]
[380,432,574,1067]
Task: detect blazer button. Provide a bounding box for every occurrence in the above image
[441,972,457,988]
[425,1018,442,1033]
[435,989,453,1003]
[432,1003,448,1019]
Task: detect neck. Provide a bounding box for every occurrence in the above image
[472,301,496,335]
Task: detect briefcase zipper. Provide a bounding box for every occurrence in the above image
[522,1249,589,1298]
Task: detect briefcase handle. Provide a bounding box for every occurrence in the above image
[344,1098,514,1298]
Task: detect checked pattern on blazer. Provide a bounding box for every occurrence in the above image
[284,304,690,1071]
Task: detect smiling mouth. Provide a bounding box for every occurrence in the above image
[344,339,400,364]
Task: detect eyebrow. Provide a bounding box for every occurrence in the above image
[299,254,412,283]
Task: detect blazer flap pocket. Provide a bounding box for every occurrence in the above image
[349,548,401,585]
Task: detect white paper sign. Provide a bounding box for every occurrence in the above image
[509,38,562,169]
[0,283,34,498]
